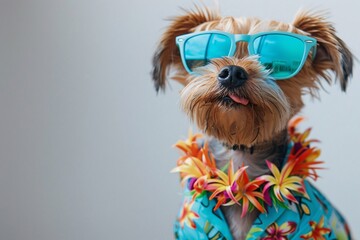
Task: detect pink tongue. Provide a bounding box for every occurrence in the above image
[229,94,249,106]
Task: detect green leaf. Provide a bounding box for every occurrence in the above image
[246,227,263,239]
[220,162,230,172]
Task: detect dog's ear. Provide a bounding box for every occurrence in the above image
[152,7,220,92]
[293,11,354,92]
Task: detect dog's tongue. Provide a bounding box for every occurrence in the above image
[229,94,249,106]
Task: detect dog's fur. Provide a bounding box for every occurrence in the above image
[152,6,353,240]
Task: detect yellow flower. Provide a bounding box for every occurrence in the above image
[171,157,208,184]
[207,161,247,210]
[171,152,213,200]
[258,160,307,203]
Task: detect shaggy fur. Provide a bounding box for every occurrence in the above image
[152,5,353,240]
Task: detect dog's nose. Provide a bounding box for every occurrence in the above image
[217,65,248,88]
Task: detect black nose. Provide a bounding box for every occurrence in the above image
[217,65,248,89]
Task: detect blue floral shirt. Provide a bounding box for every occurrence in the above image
[175,179,351,239]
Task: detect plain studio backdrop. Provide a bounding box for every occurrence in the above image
[0,0,359,239]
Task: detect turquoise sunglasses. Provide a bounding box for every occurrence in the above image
[176,31,317,79]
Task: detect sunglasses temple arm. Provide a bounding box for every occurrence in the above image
[311,45,317,60]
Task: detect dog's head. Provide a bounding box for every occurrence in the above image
[152,7,353,147]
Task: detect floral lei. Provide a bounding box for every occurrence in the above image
[172,116,323,218]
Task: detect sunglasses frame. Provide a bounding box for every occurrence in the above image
[176,30,317,80]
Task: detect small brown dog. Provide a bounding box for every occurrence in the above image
[152,5,353,240]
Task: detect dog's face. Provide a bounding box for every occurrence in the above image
[152,7,353,147]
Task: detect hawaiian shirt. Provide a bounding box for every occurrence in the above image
[174,141,352,240]
[173,118,352,239]
[174,173,351,240]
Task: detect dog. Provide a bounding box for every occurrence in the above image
[152,5,353,240]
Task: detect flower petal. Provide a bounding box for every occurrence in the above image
[279,221,297,234]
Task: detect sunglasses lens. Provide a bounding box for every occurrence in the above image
[253,34,305,78]
[184,33,232,71]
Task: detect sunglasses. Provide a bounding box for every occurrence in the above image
[176,31,317,80]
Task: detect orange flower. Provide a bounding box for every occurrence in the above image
[174,130,202,166]
[287,116,324,181]
[178,200,199,229]
[288,117,318,148]
[200,142,218,178]
[232,168,266,217]
[300,217,331,240]
[288,147,323,180]
[288,117,307,143]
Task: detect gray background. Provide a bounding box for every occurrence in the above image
[0,0,359,239]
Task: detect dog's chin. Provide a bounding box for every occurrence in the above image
[214,94,261,146]
[200,96,289,146]
[180,73,291,147]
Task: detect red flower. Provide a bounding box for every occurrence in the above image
[261,221,297,240]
